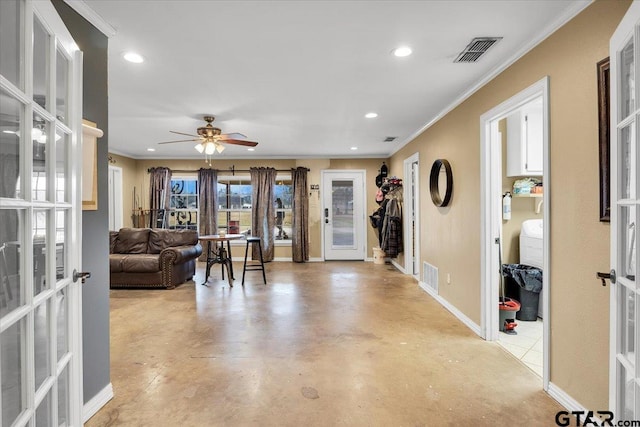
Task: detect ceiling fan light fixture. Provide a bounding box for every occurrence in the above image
[204,142,215,155]
[195,143,205,153]
[215,142,225,153]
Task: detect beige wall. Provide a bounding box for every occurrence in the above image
[390,0,630,410]
[107,156,388,260]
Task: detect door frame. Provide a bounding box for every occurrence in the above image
[320,169,367,261]
[108,165,123,230]
[403,153,420,278]
[479,77,551,389]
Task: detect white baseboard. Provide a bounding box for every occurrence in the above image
[547,382,587,413]
[308,257,323,262]
[418,281,482,337]
[390,259,405,273]
[83,382,113,423]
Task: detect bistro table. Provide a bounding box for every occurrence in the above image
[199,234,245,287]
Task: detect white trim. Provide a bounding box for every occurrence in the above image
[418,281,483,337]
[82,382,114,423]
[390,259,405,274]
[391,1,590,158]
[403,153,420,278]
[547,382,588,414]
[308,257,323,262]
[63,0,117,37]
[479,77,551,389]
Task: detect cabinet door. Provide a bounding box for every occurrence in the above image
[523,104,543,174]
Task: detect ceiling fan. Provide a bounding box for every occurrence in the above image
[158,116,258,154]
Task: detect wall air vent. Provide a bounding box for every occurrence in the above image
[384,136,397,142]
[454,37,502,63]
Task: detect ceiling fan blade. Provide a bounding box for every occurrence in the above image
[221,139,258,147]
[158,138,201,144]
[219,132,248,140]
[170,130,200,137]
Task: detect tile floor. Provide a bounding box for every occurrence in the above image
[498,318,543,378]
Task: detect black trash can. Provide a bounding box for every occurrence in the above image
[501,264,542,321]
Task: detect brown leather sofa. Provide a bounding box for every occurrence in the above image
[109,228,202,289]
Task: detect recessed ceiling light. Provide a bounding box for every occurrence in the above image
[392,46,412,57]
[247,148,255,151]
[123,52,144,63]
[350,147,358,151]
[365,112,378,119]
[147,148,155,152]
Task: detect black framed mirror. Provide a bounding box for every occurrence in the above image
[429,159,453,207]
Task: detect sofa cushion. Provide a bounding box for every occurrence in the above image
[109,254,127,273]
[148,229,199,253]
[114,228,151,254]
[121,254,160,273]
[109,231,118,254]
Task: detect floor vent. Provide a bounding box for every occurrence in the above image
[454,37,502,63]
[384,136,397,142]
[423,261,438,293]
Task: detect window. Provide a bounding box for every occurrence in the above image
[169,177,198,230]
[217,175,292,241]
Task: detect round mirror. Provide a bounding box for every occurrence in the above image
[429,159,453,207]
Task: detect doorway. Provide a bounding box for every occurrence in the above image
[321,170,366,260]
[480,77,551,389]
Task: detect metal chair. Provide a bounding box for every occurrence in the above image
[241,237,267,285]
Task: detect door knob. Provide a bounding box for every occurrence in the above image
[73,269,91,284]
[596,269,616,286]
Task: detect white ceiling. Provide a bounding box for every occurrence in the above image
[79,0,589,160]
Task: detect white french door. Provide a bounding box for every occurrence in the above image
[0,1,84,426]
[611,1,640,419]
[322,170,366,260]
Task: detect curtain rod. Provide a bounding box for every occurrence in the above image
[147,166,310,175]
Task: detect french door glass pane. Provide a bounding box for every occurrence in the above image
[2,318,26,426]
[55,48,68,124]
[56,209,67,280]
[619,284,636,364]
[621,124,636,200]
[621,38,635,120]
[33,112,50,202]
[0,208,23,317]
[55,130,68,202]
[332,180,354,247]
[0,88,23,199]
[56,289,67,361]
[0,0,22,90]
[619,361,635,421]
[35,388,52,427]
[34,209,49,295]
[33,16,49,110]
[620,206,637,281]
[34,301,50,391]
[57,364,69,426]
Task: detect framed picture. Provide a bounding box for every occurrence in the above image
[82,119,103,210]
[597,57,610,222]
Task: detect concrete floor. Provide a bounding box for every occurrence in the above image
[87,261,563,426]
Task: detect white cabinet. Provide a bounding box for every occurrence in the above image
[506,98,543,177]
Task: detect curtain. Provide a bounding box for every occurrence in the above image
[291,167,309,262]
[250,167,276,262]
[198,168,218,261]
[148,167,171,228]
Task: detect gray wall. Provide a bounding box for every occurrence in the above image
[52,0,110,404]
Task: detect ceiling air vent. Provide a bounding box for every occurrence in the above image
[454,37,502,63]
[384,136,397,142]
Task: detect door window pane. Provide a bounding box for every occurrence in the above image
[621,38,635,120]
[33,112,50,202]
[33,16,50,109]
[618,361,635,421]
[2,318,26,426]
[35,388,52,427]
[619,284,636,364]
[55,130,68,202]
[0,88,23,198]
[56,289,68,361]
[33,210,49,295]
[55,48,68,124]
[0,209,23,317]
[620,206,636,281]
[56,210,67,280]
[332,180,354,247]
[34,301,50,392]
[57,364,69,426]
[0,0,22,89]
[620,124,636,200]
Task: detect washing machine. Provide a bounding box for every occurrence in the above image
[520,219,543,318]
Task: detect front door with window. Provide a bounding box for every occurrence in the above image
[322,170,366,260]
[0,1,84,425]
[610,1,640,419]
